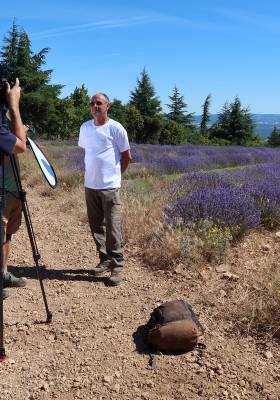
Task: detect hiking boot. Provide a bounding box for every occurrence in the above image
[3,272,27,288]
[108,267,123,286]
[92,259,112,276]
[1,289,9,300]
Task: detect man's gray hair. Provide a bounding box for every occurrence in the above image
[99,93,110,103]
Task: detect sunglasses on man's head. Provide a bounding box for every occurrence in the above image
[90,101,107,106]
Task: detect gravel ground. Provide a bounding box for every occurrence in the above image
[0,185,279,400]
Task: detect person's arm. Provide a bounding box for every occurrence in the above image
[5,78,26,153]
[120,149,132,174]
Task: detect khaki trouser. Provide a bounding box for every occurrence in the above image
[2,192,22,242]
[85,188,123,269]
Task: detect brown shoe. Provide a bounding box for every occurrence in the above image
[92,259,112,276]
[108,267,123,286]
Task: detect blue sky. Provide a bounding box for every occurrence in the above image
[0,0,280,114]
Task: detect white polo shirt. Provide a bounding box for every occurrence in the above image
[78,118,130,189]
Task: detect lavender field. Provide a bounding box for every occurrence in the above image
[132,143,280,174]
[166,163,280,237]
[43,143,280,251]
[130,144,280,236]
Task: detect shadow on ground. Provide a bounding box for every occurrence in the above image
[8,264,111,285]
[133,324,151,355]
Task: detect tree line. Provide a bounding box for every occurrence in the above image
[1,21,277,146]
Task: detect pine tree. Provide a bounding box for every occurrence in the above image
[129,68,162,143]
[129,68,161,118]
[107,99,144,142]
[166,85,193,126]
[218,102,231,128]
[109,99,127,125]
[159,121,187,144]
[268,126,280,146]
[55,97,76,139]
[228,97,254,145]
[210,98,255,145]
[16,31,31,67]
[123,105,144,143]
[200,94,211,133]
[70,84,91,122]
[55,84,92,138]
[209,102,231,143]
[1,23,63,136]
[0,19,19,70]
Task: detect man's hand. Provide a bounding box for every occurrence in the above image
[121,149,132,174]
[5,78,21,112]
[4,78,26,154]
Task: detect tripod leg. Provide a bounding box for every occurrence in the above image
[10,155,52,323]
[21,193,52,323]
[0,154,7,360]
[0,280,7,361]
[0,220,7,360]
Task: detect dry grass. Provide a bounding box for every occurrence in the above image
[20,151,45,188]
[124,162,152,180]
[141,226,183,269]
[122,188,206,269]
[59,185,87,222]
[231,259,280,335]
[121,189,166,244]
[195,232,280,336]
[141,226,205,270]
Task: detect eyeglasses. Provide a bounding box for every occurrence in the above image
[90,101,107,106]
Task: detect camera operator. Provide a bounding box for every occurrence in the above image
[0,78,27,300]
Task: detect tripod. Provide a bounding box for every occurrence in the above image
[10,154,52,321]
[0,152,52,361]
[0,151,6,360]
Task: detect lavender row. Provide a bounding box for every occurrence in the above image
[57,144,280,177]
[165,163,280,235]
[132,144,280,174]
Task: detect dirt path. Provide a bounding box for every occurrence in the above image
[0,185,279,400]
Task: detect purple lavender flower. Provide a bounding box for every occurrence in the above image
[64,147,85,172]
[131,144,280,174]
[167,171,234,200]
[166,188,261,235]
[242,180,280,228]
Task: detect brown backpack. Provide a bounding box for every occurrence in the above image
[146,299,204,354]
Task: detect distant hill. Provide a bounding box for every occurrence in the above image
[194,114,280,138]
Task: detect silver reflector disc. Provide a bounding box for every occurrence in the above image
[27,138,57,188]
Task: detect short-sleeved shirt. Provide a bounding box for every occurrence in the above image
[78,118,130,189]
[3,157,18,192]
[0,126,17,190]
[0,126,16,155]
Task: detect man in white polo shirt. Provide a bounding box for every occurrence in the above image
[78,92,131,286]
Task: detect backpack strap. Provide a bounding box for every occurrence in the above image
[195,342,206,366]
[144,323,159,370]
[183,300,205,335]
[149,353,158,369]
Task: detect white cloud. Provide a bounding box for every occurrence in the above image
[29,15,165,39]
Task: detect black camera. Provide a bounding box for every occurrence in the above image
[0,62,9,106]
[0,62,15,128]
